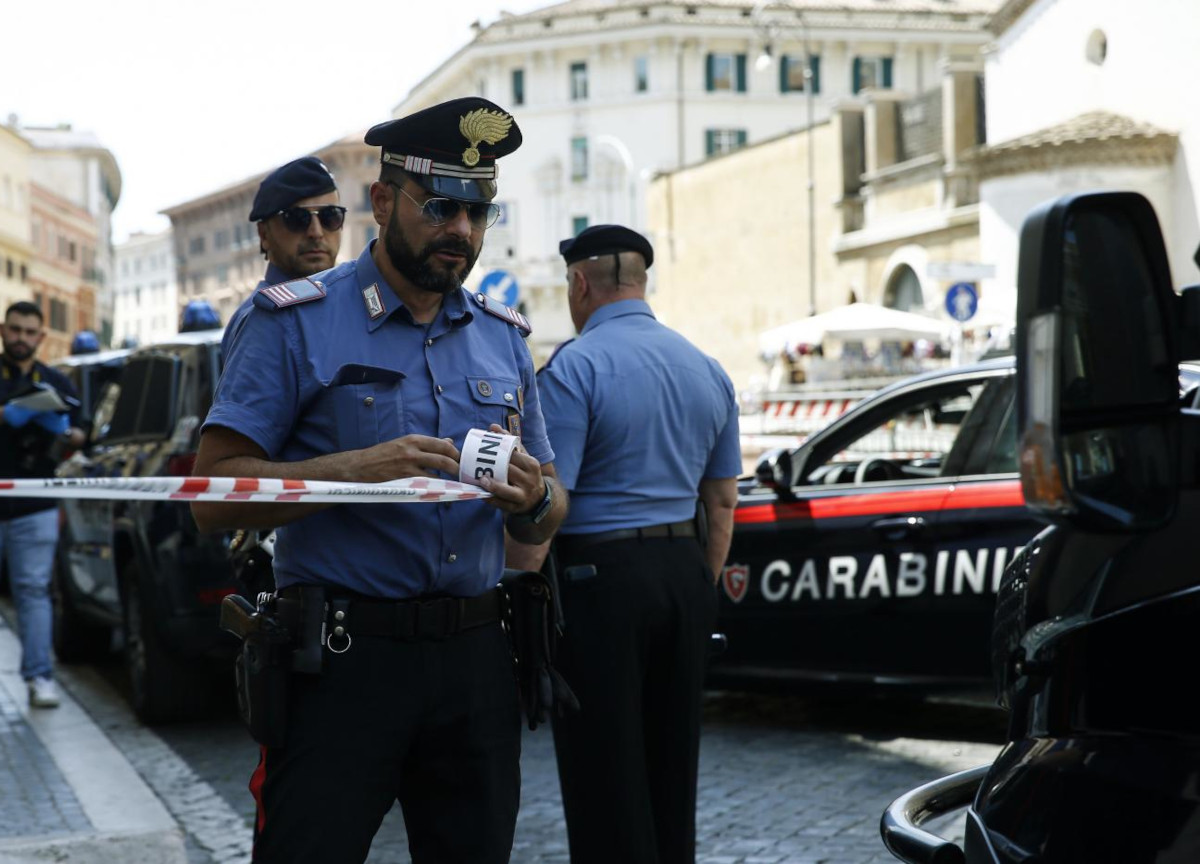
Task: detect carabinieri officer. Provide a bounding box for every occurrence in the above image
[192,97,567,864]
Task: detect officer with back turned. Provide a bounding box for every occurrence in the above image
[191,97,567,864]
[509,225,742,864]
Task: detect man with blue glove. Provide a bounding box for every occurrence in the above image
[0,301,85,708]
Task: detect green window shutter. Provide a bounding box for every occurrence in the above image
[736,130,747,148]
[882,57,893,88]
[736,53,747,92]
[853,57,862,93]
[705,53,715,91]
[810,55,821,94]
[779,55,790,93]
[705,129,716,156]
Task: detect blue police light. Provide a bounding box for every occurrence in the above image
[70,330,101,355]
[180,300,222,332]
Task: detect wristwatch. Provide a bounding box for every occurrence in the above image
[517,479,554,525]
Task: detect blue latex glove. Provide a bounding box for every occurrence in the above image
[34,411,70,435]
[3,403,36,428]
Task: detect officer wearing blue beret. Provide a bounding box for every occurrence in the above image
[224,156,343,344]
[510,224,742,864]
[192,97,566,864]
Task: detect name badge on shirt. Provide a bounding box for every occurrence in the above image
[506,409,522,439]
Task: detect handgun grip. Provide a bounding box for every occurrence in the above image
[220,594,258,639]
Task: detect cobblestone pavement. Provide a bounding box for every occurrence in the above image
[71,653,1004,864]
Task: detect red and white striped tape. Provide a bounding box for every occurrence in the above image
[0,475,490,504]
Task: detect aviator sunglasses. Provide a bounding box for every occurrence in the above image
[273,205,348,233]
[391,182,501,229]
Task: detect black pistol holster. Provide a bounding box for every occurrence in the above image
[499,568,579,730]
[220,586,326,748]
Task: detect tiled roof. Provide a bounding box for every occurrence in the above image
[970,112,1178,178]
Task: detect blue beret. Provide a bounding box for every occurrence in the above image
[365,97,522,203]
[559,225,654,269]
[249,156,337,222]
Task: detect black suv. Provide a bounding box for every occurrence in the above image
[53,328,238,723]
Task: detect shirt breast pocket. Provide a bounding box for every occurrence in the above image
[466,375,523,433]
[326,364,406,450]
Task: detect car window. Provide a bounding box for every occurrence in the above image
[803,379,992,485]
[103,355,179,442]
[941,375,1017,476]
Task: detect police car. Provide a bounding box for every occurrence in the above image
[712,355,1200,690]
[53,327,233,723]
[882,191,1200,862]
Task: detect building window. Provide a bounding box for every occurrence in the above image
[512,68,525,105]
[571,137,589,181]
[49,298,67,332]
[781,54,821,93]
[572,216,589,236]
[853,56,893,93]
[705,128,747,157]
[188,236,205,255]
[570,62,588,101]
[705,53,746,92]
[214,230,229,251]
[19,263,26,282]
[5,258,12,279]
[634,56,649,92]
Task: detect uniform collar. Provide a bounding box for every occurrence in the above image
[358,241,475,334]
[579,298,655,337]
[261,262,292,287]
[1,355,42,383]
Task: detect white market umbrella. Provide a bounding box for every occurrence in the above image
[759,303,952,356]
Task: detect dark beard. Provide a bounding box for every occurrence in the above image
[383,208,478,296]
[2,341,33,362]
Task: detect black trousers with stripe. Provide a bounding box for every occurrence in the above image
[552,535,717,864]
[249,621,521,864]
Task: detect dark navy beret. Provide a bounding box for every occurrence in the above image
[559,224,654,269]
[249,156,337,222]
[365,97,522,203]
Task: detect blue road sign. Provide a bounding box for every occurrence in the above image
[479,270,519,306]
[945,282,978,322]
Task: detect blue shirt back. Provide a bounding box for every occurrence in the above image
[537,299,740,534]
[203,243,553,598]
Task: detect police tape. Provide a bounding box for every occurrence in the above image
[0,475,491,504]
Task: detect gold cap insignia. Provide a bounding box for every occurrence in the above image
[459,108,513,168]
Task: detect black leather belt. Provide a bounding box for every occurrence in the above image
[557,519,696,551]
[283,587,503,642]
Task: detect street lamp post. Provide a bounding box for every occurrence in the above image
[755,7,818,318]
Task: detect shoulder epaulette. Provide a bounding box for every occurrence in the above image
[540,338,575,373]
[472,292,531,338]
[254,277,327,310]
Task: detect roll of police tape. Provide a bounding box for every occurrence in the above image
[459,428,519,486]
[0,475,490,504]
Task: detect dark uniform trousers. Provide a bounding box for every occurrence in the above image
[552,534,717,864]
[250,620,521,864]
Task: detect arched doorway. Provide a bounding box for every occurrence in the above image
[883,264,923,311]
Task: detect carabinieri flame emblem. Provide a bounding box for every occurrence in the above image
[458,108,513,168]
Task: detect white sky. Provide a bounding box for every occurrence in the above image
[2,0,547,243]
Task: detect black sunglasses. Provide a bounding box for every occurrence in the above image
[274,205,347,233]
[391,183,501,229]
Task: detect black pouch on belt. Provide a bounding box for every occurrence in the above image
[222,593,299,749]
[499,568,580,730]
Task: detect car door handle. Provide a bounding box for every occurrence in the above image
[871,516,926,540]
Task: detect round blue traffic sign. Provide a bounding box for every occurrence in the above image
[479,270,519,306]
[945,282,978,322]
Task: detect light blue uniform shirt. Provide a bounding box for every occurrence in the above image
[222,262,292,357]
[204,242,552,598]
[537,299,740,534]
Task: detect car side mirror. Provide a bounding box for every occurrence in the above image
[1016,190,1180,531]
[754,449,795,495]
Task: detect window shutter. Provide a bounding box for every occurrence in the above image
[853,57,862,93]
[736,129,747,147]
[705,129,715,156]
[779,55,790,93]
[705,54,715,91]
[810,55,821,94]
[882,57,893,88]
[735,53,747,92]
